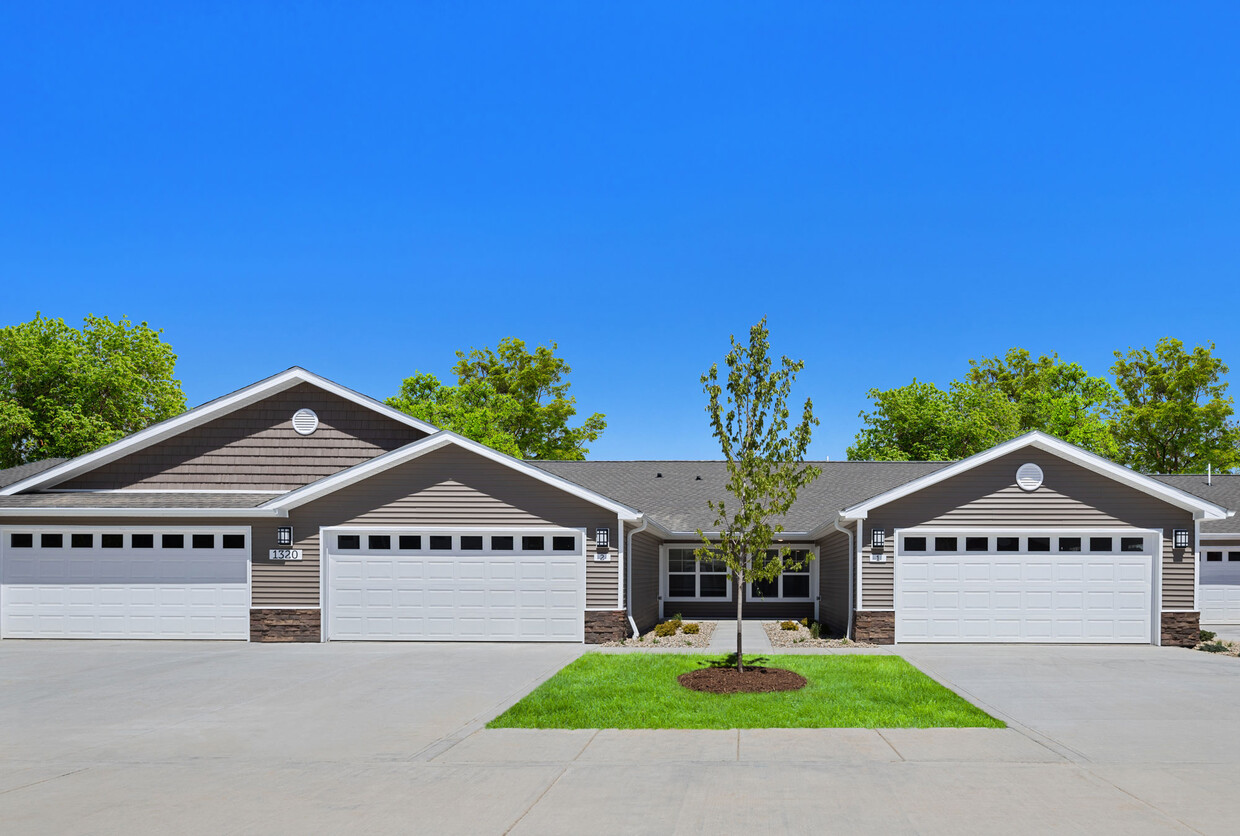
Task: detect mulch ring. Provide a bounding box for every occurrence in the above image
[678,665,808,694]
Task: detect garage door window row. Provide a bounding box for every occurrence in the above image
[1205,551,1240,562]
[333,531,579,555]
[900,534,1150,554]
[8,532,246,550]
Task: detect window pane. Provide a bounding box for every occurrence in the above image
[1059,537,1081,552]
[102,533,123,549]
[132,534,154,549]
[934,537,958,552]
[367,535,391,550]
[701,557,728,573]
[965,537,988,551]
[337,535,360,550]
[10,533,32,548]
[521,536,545,551]
[904,536,926,552]
[1230,552,1240,562]
[752,577,779,598]
[1089,537,1113,552]
[461,536,483,550]
[222,534,245,549]
[490,535,512,550]
[430,535,452,550]
[161,534,184,549]
[1028,537,1050,552]
[699,575,727,597]
[1205,551,1222,561]
[996,537,1019,552]
[192,534,215,549]
[552,536,576,551]
[41,533,63,549]
[71,533,93,548]
[399,535,422,550]
[782,575,810,598]
[669,550,695,572]
[1120,537,1144,552]
[668,575,695,597]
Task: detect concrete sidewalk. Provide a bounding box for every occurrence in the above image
[706,619,774,653]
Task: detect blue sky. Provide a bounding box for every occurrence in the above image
[2,2,1238,461]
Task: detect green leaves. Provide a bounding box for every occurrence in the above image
[0,313,186,467]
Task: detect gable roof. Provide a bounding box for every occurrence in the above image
[261,431,644,521]
[839,431,1233,521]
[0,368,438,497]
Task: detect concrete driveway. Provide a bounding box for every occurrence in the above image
[2,641,1238,835]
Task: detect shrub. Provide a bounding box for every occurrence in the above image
[809,621,822,639]
[800,617,809,627]
[1199,641,1230,654]
[1200,630,1218,643]
[682,622,700,634]
[780,620,799,631]
[671,613,683,624]
[654,621,679,637]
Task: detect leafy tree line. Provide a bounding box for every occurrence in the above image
[848,340,1240,474]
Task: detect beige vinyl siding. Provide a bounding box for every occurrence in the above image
[859,448,1196,610]
[261,446,621,609]
[58,383,427,491]
[816,528,851,637]
[628,526,662,632]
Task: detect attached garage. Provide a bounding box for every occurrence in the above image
[1200,548,1240,624]
[0,527,250,639]
[894,530,1158,643]
[325,527,586,641]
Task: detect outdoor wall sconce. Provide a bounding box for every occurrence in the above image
[595,527,610,549]
[277,526,293,547]
[871,528,885,549]
[1173,529,1189,549]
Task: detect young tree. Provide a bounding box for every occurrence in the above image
[0,314,186,467]
[1110,338,1240,473]
[696,319,819,671]
[387,338,606,460]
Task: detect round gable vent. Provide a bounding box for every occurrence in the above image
[1016,462,1044,491]
[291,408,319,436]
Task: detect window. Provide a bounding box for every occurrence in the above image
[1206,551,1223,561]
[461,536,483,550]
[132,534,154,549]
[521,535,545,551]
[368,535,391,550]
[934,537,958,552]
[337,535,360,550]
[965,537,988,551]
[1028,537,1050,552]
[102,534,123,549]
[72,533,93,548]
[1089,537,1113,552]
[10,533,32,548]
[491,536,513,550]
[751,550,811,600]
[162,534,184,549]
[1230,552,1240,562]
[1120,537,1144,552]
[904,536,927,552]
[429,536,452,550]
[996,537,1019,552]
[41,533,63,549]
[399,535,421,550]
[192,534,215,549]
[222,534,245,549]
[1059,537,1081,552]
[667,548,729,598]
[552,536,576,552]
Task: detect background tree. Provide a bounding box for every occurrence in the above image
[1110,338,1240,473]
[0,314,185,468]
[696,318,819,671]
[387,337,605,460]
[848,379,1020,461]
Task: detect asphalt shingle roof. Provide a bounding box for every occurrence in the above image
[0,458,68,489]
[1152,474,1240,534]
[0,492,277,509]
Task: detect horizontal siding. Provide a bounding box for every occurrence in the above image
[669,600,814,621]
[58,383,426,491]
[817,528,851,638]
[629,528,661,633]
[860,449,1197,611]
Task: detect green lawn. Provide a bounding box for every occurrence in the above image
[488,653,1003,729]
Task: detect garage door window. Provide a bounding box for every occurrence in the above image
[9,533,32,548]
[72,533,92,548]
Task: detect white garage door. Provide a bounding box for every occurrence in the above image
[895,531,1155,644]
[1,528,250,639]
[1201,549,1240,624]
[326,528,585,642]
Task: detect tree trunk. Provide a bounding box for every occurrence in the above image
[736,569,744,672]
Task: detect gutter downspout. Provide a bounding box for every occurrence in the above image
[625,516,650,638]
[833,518,855,641]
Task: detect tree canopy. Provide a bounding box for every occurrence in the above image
[386,338,605,460]
[0,314,186,468]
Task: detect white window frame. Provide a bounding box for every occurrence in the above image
[746,546,819,602]
[660,545,733,603]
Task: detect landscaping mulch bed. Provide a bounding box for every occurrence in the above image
[762,620,876,649]
[1195,639,1240,657]
[603,621,716,648]
[678,665,808,694]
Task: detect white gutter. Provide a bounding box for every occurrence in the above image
[832,518,855,640]
[625,516,650,638]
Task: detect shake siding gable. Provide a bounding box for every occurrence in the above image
[857,448,1196,610]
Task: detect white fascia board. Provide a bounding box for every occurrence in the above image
[839,431,1233,521]
[0,367,438,496]
[264,431,644,521]
[0,507,285,518]
[1199,532,1240,540]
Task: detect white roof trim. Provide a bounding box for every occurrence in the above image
[0,507,285,518]
[262,431,644,520]
[839,431,1233,521]
[0,367,438,496]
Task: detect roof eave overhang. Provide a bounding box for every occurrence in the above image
[0,507,286,518]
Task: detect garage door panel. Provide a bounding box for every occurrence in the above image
[1201,582,1240,623]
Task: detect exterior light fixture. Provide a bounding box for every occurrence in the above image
[1173,529,1189,549]
[871,528,885,549]
[595,527,610,549]
[277,526,293,547]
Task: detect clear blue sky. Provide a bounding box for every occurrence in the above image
[2,2,1238,460]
